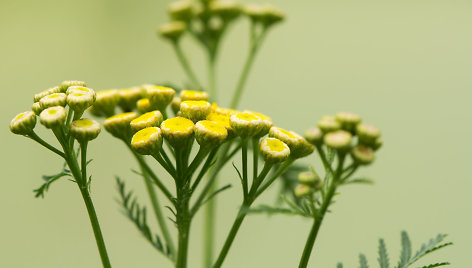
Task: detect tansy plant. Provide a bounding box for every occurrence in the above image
[9,0,452,267]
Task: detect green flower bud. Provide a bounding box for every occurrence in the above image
[88,105,104,117]
[93,89,120,116]
[39,93,67,109]
[130,110,164,132]
[324,130,352,151]
[373,138,383,151]
[298,171,320,187]
[180,100,212,122]
[66,86,96,100]
[103,112,138,139]
[335,112,361,132]
[243,4,265,21]
[260,4,285,26]
[304,127,323,145]
[244,110,273,137]
[60,80,86,93]
[39,106,67,129]
[229,112,263,138]
[195,120,228,147]
[10,111,36,135]
[119,87,145,112]
[33,86,61,102]
[269,126,314,158]
[69,119,101,142]
[67,92,95,113]
[137,98,154,114]
[31,102,43,116]
[294,184,312,197]
[147,86,176,110]
[131,127,163,155]
[171,97,182,115]
[259,137,290,163]
[180,90,209,101]
[351,145,375,165]
[159,21,187,41]
[210,1,241,21]
[168,0,194,21]
[160,117,195,147]
[356,123,381,146]
[318,116,341,133]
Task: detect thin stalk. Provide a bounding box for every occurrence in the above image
[27,131,65,158]
[172,41,203,90]
[256,158,295,198]
[252,138,259,185]
[241,139,249,196]
[208,54,217,102]
[80,142,88,186]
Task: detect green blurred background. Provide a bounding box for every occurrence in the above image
[1,0,471,267]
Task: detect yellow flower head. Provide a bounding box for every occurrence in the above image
[259,137,290,163]
[60,80,86,93]
[356,123,380,146]
[351,145,375,165]
[335,112,361,132]
[93,89,121,116]
[33,86,61,102]
[207,111,233,138]
[229,112,263,138]
[159,21,187,41]
[70,118,101,142]
[10,111,36,135]
[130,110,164,132]
[168,0,194,21]
[269,126,314,158]
[324,130,352,151]
[180,90,209,101]
[103,112,138,138]
[39,93,67,109]
[244,110,273,137]
[67,92,95,113]
[180,100,211,122]
[137,98,154,114]
[160,117,195,147]
[195,120,228,147]
[39,106,67,129]
[210,1,241,20]
[147,86,176,110]
[66,86,96,99]
[31,102,43,116]
[318,116,341,133]
[171,97,182,115]
[131,127,163,155]
[304,127,323,145]
[119,87,145,112]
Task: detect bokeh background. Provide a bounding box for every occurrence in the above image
[1,0,471,267]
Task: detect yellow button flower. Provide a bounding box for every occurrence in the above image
[93,89,120,116]
[147,86,176,110]
[103,112,138,138]
[130,111,164,132]
[324,130,352,151]
[33,86,61,102]
[39,106,67,129]
[67,92,95,113]
[119,87,145,112]
[31,102,43,116]
[180,90,209,101]
[160,117,195,147]
[195,120,228,147]
[39,93,67,109]
[159,21,187,41]
[131,127,163,155]
[229,112,263,138]
[137,98,154,114]
[10,111,36,135]
[269,126,314,158]
[180,100,211,122]
[70,119,101,142]
[60,80,86,93]
[259,137,290,163]
[244,110,273,137]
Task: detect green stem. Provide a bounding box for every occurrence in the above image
[172,41,203,90]
[241,139,249,196]
[208,54,217,102]
[252,138,259,185]
[256,158,295,198]
[80,141,88,185]
[27,131,65,158]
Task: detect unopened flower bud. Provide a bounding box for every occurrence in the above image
[269,127,314,158]
[39,106,67,129]
[180,100,211,122]
[335,112,361,132]
[195,120,228,147]
[160,117,195,147]
[171,97,182,115]
[210,1,241,21]
[33,86,61,102]
[39,93,67,109]
[351,145,375,165]
[324,130,352,151]
[259,137,290,163]
[67,92,95,113]
[304,127,323,145]
[147,86,176,110]
[318,116,341,133]
[137,98,154,114]
[260,4,285,26]
[298,171,320,186]
[372,138,383,151]
[294,184,312,197]
[244,110,273,137]
[103,112,138,138]
[159,21,187,41]
[130,110,164,132]
[60,80,86,93]
[66,86,96,100]
[119,87,145,112]
[94,89,120,116]
[229,112,263,138]
[10,111,36,135]
[180,90,209,101]
[168,0,194,21]
[31,102,43,115]
[244,4,265,21]
[131,127,163,155]
[69,119,101,142]
[356,123,380,146]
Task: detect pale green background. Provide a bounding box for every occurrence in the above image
[1,0,471,267]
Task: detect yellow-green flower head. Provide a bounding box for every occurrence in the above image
[94,89,120,116]
[159,21,187,41]
[168,0,194,21]
[180,100,212,122]
[229,112,263,138]
[31,102,43,116]
[130,110,164,132]
[147,86,176,110]
[39,93,67,109]
[373,138,383,151]
[160,117,195,147]
[335,112,361,132]
[351,145,375,165]
[33,86,61,102]
[10,111,36,135]
[60,80,86,93]
[180,90,209,101]
[195,120,228,147]
[66,86,96,100]
[88,105,104,117]
[269,126,314,158]
[119,87,145,112]
[304,127,323,145]
[260,4,285,26]
[294,184,313,197]
[39,106,67,129]
[171,97,182,115]
[131,127,163,155]
[243,4,265,21]
[298,171,322,190]
[317,116,341,133]
[137,98,154,114]
[70,119,101,142]
[244,110,273,137]
[324,130,352,151]
[207,111,233,138]
[356,123,381,146]
[67,92,95,113]
[103,112,138,138]
[210,1,241,20]
[259,137,290,163]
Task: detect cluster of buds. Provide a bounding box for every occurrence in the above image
[304,112,382,165]
[10,80,101,143]
[294,170,323,197]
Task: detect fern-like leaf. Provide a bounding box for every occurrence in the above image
[398,231,412,267]
[378,238,390,268]
[359,254,369,268]
[416,262,450,268]
[34,170,71,198]
[401,234,452,268]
